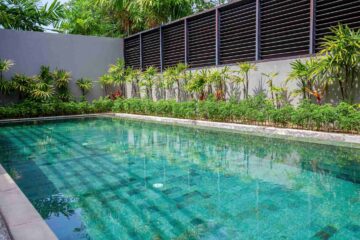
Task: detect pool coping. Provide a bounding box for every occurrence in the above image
[0,165,58,240]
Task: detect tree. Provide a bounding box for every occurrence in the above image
[76,78,93,101]
[0,0,65,31]
[319,24,360,103]
[61,0,222,36]
[60,0,117,36]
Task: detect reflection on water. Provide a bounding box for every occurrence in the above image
[0,118,359,240]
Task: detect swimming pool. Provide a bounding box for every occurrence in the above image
[0,117,359,239]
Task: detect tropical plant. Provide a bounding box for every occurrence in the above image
[11,74,34,100]
[140,66,157,99]
[318,24,360,103]
[60,0,117,36]
[0,0,65,31]
[234,62,257,99]
[163,66,177,99]
[99,74,113,96]
[262,72,278,106]
[31,66,55,102]
[76,78,93,101]
[209,66,230,100]
[185,69,208,100]
[0,59,15,95]
[125,67,141,98]
[53,69,72,101]
[108,59,126,96]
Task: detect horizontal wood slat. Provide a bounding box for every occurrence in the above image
[260,0,310,59]
[188,11,216,68]
[163,22,185,69]
[124,0,360,69]
[124,36,140,69]
[142,29,160,70]
[316,0,360,52]
[219,0,256,64]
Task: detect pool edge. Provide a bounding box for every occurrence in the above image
[0,165,58,240]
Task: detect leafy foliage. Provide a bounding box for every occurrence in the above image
[76,78,93,101]
[0,0,65,31]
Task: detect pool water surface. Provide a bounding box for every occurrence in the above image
[0,117,359,239]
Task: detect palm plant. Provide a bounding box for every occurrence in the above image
[234,62,257,99]
[53,69,72,101]
[0,0,65,31]
[163,66,177,99]
[185,69,207,100]
[30,66,55,101]
[99,74,113,96]
[262,72,279,106]
[287,59,310,100]
[210,66,229,100]
[76,78,93,101]
[31,82,54,101]
[108,59,126,95]
[125,67,141,98]
[140,66,157,99]
[0,59,15,95]
[11,74,34,100]
[318,24,360,103]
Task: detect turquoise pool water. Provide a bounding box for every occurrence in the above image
[0,117,359,240]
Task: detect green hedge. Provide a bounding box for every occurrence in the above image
[112,98,360,133]
[1,97,359,133]
[0,97,114,119]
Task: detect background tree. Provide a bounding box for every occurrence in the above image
[0,0,65,31]
[60,0,116,36]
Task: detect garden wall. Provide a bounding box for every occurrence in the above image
[0,29,123,104]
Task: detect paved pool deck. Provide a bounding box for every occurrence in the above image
[0,165,57,240]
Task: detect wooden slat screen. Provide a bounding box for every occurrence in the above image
[124,0,360,69]
[316,0,360,52]
[163,21,185,69]
[188,11,216,68]
[124,35,140,69]
[219,0,256,64]
[260,0,310,59]
[142,29,161,70]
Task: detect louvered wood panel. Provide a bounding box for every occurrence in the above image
[316,0,360,52]
[219,0,256,64]
[188,11,216,68]
[260,0,310,59]
[124,35,140,69]
[142,29,161,70]
[163,21,185,69]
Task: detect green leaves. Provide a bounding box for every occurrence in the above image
[0,0,65,31]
